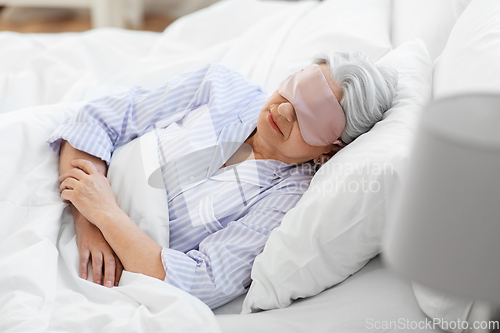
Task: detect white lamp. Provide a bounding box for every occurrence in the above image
[383,94,500,331]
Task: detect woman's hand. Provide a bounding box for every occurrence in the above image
[73,207,124,287]
[60,157,165,282]
[59,159,120,227]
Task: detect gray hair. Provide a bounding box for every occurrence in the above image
[313,52,398,144]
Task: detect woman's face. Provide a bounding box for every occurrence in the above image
[255,64,343,165]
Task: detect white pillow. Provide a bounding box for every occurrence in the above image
[241,39,432,313]
[265,0,392,93]
[392,0,472,61]
[107,130,170,248]
[433,0,500,98]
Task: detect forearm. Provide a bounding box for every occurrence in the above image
[58,148,165,281]
[49,66,214,163]
[95,209,166,280]
[59,140,107,177]
[59,151,125,287]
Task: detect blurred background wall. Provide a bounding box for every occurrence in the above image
[144,0,220,18]
[0,0,300,33]
[0,0,222,33]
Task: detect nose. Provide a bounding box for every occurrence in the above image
[277,102,296,123]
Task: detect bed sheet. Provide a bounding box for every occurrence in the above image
[215,256,446,333]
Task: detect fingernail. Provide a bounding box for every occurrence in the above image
[81,273,87,280]
[105,281,113,288]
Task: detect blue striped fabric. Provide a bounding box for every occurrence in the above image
[48,64,315,309]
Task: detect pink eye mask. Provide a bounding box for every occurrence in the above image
[277,64,346,147]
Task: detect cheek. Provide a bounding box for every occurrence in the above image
[285,127,314,155]
[288,126,327,158]
[256,112,269,133]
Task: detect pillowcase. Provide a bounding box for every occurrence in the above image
[392,0,472,61]
[241,39,432,313]
[107,130,170,248]
[433,0,500,98]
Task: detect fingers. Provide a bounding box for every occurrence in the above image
[60,188,73,203]
[114,256,124,287]
[59,167,88,204]
[59,168,88,203]
[71,159,98,176]
[59,177,78,194]
[103,252,116,288]
[75,220,119,288]
[92,251,104,286]
[79,249,90,280]
[58,167,88,183]
[80,249,121,288]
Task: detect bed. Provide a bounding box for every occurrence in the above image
[2,0,500,332]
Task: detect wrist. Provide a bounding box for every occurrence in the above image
[95,205,127,230]
[70,204,89,225]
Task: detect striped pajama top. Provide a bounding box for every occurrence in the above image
[48,63,315,309]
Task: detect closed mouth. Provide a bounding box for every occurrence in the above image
[268,111,283,135]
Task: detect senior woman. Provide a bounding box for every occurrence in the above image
[49,51,397,309]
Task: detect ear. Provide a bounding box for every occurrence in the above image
[316,144,344,164]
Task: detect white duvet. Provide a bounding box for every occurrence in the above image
[0,103,223,333]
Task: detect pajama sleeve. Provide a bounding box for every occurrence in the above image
[47,64,232,164]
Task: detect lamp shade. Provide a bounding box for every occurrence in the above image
[384,94,500,304]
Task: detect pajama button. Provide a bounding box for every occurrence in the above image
[189,176,196,182]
